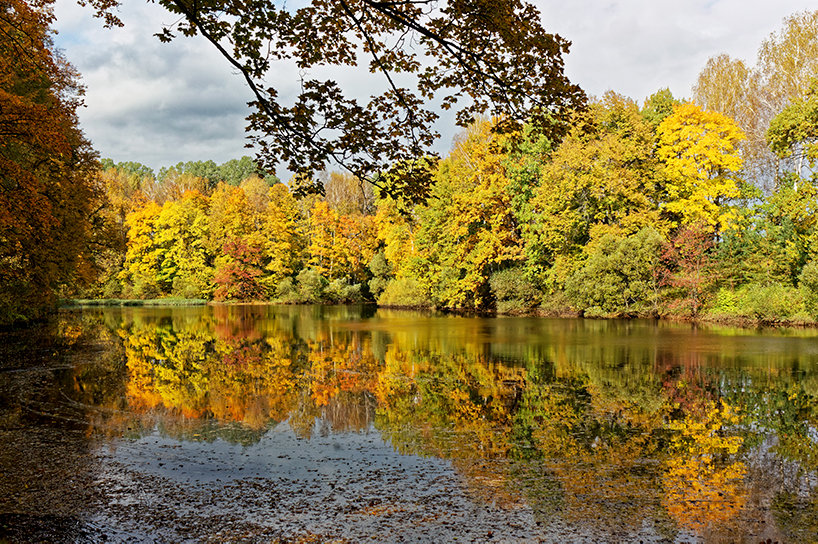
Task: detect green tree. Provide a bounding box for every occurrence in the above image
[565,227,667,317]
[218,156,265,186]
[767,80,818,183]
[641,88,681,127]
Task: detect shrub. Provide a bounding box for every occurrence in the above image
[296,268,327,303]
[799,260,818,318]
[566,227,666,316]
[101,277,123,299]
[368,276,390,298]
[739,283,803,321]
[275,277,300,303]
[325,279,364,303]
[489,267,541,314]
[172,276,209,299]
[708,282,804,321]
[377,278,428,307]
[539,290,575,317]
[131,278,160,300]
[710,288,740,316]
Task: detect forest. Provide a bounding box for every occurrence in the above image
[4,2,818,325]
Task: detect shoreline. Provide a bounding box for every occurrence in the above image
[57,298,818,331]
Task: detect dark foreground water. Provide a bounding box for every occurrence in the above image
[1,305,817,543]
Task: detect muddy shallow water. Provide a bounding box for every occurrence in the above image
[1,305,817,543]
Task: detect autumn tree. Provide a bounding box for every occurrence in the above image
[411,120,523,309]
[85,0,585,198]
[664,223,716,316]
[260,183,304,290]
[694,10,818,188]
[531,93,664,287]
[119,201,163,298]
[213,237,267,301]
[322,171,373,215]
[657,104,746,232]
[692,55,754,131]
[154,191,214,297]
[0,0,101,322]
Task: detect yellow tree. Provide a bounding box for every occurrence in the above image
[119,201,163,298]
[530,93,664,289]
[307,200,340,278]
[154,190,213,298]
[374,196,416,278]
[657,104,746,232]
[413,120,523,308]
[208,182,253,253]
[261,183,304,287]
[337,213,378,283]
[662,400,748,534]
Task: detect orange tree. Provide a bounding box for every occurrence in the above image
[0,0,100,323]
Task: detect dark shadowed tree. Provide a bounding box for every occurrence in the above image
[1,0,101,323]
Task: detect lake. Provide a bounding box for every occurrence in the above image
[1,304,817,543]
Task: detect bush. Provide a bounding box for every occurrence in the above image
[377,278,429,307]
[101,277,123,299]
[172,276,209,299]
[739,283,803,321]
[565,227,666,316]
[325,279,364,303]
[296,268,327,303]
[538,290,575,317]
[708,282,804,321]
[275,277,300,303]
[800,261,818,317]
[489,267,541,313]
[130,278,160,300]
[368,276,390,298]
[710,288,740,316]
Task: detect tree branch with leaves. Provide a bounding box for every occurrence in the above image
[84,0,585,197]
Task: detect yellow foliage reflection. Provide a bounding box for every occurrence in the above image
[96,306,818,541]
[662,400,747,532]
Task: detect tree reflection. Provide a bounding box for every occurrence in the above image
[73,306,818,541]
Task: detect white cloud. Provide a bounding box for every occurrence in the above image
[537,0,818,102]
[54,0,251,172]
[52,0,818,173]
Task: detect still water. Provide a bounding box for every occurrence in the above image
[1,304,817,543]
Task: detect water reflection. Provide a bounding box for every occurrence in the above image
[2,305,818,542]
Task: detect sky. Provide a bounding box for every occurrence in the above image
[52,0,818,178]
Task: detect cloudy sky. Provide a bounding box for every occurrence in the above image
[52,0,817,177]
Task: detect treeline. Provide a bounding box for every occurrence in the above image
[6,4,818,325]
[81,10,818,323]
